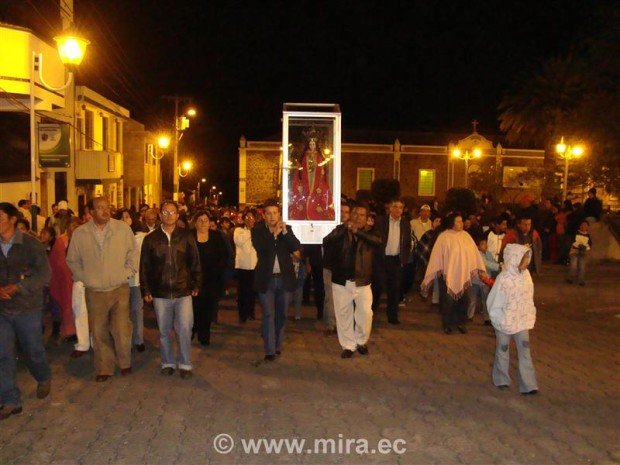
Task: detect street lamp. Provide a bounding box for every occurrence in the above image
[29,29,89,214]
[556,137,585,200]
[151,134,170,160]
[168,102,197,201]
[451,147,482,188]
[178,160,192,177]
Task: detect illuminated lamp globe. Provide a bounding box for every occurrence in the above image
[181,161,193,171]
[186,108,197,117]
[572,146,584,157]
[54,33,90,66]
[473,148,482,158]
[157,135,171,149]
[452,148,462,158]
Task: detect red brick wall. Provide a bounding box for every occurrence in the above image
[341,152,393,198]
[245,150,280,204]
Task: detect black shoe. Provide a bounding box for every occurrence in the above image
[275,350,281,356]
[199,338,210,346]
[264,354,276,362]
[0,405,22,420]
[443,327,453,335]
[36,380,51,399]
[70,349,88,359]
[457,325,468,334]
[357,345,369,355]
[341,349,354,359]
[95,375,111,382]
[135,344,146,353]
[161,367,175,376]
[565,278,573,284]
[120,367,132,376]
[388,319,401,325]
[180,369,193,379]
[324,328,338,336]
[522,389,539,395]
[64,335,78,343]
[483,320,492,326]
[497,384,510,390]
[578,282,585,287]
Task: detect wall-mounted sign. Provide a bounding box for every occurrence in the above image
[39,123,70,168]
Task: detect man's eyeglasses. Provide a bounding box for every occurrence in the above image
[161,210,178,217]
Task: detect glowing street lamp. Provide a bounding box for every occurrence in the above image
[556,137,586,200]
[28,29,88,227]
[178,160,193,177]
[451,146,482,188]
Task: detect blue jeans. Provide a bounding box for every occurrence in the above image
[493,329,538,393]
[153,296,193,370]
[0,310,51,406]
[130,286,144,346]
[468,282,490,320]
[258,277,291,356]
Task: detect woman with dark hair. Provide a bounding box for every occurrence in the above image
[192,210,229,345]
[422,212,487,334]
[289,136,334,220]
[115,208,149,351]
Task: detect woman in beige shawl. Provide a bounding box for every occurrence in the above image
[421,213,487,334]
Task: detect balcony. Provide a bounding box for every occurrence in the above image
[75,150,122,181]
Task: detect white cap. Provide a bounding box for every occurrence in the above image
[57,200,69,210]
[420,204,431,210]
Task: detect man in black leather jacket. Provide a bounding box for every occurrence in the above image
[140,200,201,379]
[323,204,381,358]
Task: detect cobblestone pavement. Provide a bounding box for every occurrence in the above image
[1,264,619,465]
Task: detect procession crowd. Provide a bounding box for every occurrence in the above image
[0,188,603,419]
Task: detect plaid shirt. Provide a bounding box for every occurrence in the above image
[414,229,439,269]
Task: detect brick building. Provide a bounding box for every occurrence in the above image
[238,127,545,207]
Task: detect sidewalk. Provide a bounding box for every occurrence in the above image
[1,264,618,465]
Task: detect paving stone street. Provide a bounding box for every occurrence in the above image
[1,263,619,465]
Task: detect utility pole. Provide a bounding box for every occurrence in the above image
[162,95,194,201]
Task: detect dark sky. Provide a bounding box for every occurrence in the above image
[2,0,608,202]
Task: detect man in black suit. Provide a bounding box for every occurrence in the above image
[372,198,412,325]
[251,199,301,361]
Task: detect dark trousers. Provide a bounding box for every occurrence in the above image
[193,285,218,344]
[300,265,325,319]
[237,269,256,321]
[401,260,416,299]
[438,278,469,329]
[385,257,402,322]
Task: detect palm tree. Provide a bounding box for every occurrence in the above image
[498,54,585,195]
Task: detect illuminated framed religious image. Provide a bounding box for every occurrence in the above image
[282,103,341,244]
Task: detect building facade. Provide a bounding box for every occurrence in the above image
[238,129,546,207]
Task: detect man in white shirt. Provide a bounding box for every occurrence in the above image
[407,204,433,293]
[234,211,258,323]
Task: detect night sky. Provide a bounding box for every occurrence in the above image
[2,0,608,202]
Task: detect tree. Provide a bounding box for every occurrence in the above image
[498,3,620,196]
[444,188,477,217]
[370,179,400,205]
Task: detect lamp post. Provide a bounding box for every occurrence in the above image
[163,95,196,201]
[555,137,585,201]
[451,147,482,188]
[29,31,88,215]
[196,178,206,206]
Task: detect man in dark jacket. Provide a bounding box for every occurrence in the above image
[0,202,52,420]
[372,198,412,324]
[324,204,381,358]
[140,200,201,379]
[251,199,301,361]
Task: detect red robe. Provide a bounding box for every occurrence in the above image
[289,150,334,221]
[49,235,76,337]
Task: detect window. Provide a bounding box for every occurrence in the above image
[76,117,83,150]
[84,110,94,149]
[356,168,375,190]
[418,169,435,196]
[115,121,121,151]
[102,117,109,151]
